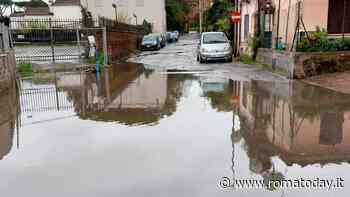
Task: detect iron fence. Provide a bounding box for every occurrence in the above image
[11,25,104,63]
[10,18,87,30]
[10,17,147,63]
[20,87,74,112]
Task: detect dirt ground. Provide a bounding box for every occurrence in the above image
[304,71,350,95]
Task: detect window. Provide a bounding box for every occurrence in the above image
[244,14,249,40]
[328,0,350,34]
[264,14,272,32]
[117,0,128,7]
[202,33,228,44]
[136,0,144,7]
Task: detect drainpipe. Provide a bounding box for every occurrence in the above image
[342,0,346,48]
[275,0,281,49]
[234,0,239,57]
[285,0,291,44]
[199,0,202,33]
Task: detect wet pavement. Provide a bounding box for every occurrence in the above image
[129,34,287,82]
[1,61,350,196]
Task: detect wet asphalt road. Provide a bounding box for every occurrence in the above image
[129,34,288,82]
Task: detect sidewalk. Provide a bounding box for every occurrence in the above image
[303,71,350,95]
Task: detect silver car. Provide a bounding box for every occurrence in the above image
[197,32,232,63]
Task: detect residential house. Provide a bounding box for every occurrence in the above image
[10,5,53,20]
[50,0,82,19]
[239,0,350,52]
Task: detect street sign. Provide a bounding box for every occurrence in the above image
[231,11,241,23]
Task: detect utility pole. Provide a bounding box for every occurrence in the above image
[199,0,202,33]
[112,3,118,22]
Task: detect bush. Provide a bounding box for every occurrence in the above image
[17,62,33,76]
[239,54,255,65]
[297,27,350,52]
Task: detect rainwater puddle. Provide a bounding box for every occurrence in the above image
[1,63,350,196]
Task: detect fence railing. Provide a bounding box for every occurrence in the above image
[10,17,147,63]
[10,18,94,30]
[20,87,74,112]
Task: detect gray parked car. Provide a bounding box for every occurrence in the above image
[197,32,232,63]
[141,35,161,51]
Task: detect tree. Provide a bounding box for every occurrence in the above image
[15,0,48,8]
[0,0,13,17]
[204,0,234,32]
[166,0,190,32]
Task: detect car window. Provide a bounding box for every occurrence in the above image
[202,33,228,44]
[143,36,155,42]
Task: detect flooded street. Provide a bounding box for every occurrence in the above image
[1,61,350,196]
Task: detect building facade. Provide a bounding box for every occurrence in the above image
[239,0,350,52]
[50,0,82,19]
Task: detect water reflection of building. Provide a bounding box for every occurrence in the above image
[0,77,18,160]
[60,63,190,126]
[238,81,350,171]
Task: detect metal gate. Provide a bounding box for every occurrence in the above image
[10,18,107,64]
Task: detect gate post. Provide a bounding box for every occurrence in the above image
[76,28,81,60]
[102,27,108,65]
[49,18,55,63]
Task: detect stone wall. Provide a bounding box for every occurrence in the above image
[256,48,350,79]
[0,51,16,92]
[294,51,350,78]
[256,48,294,78]
[96,30,143,63]
[0,55,17,160]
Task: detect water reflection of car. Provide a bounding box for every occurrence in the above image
[200,77,228,93]
[141,35,161,51]
[197,32,232,63]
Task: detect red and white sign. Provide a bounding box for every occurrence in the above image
[231,11,241,23]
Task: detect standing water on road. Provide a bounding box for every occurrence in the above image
[1,63,350,196]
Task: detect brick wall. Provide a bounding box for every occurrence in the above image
[96,30,143,63]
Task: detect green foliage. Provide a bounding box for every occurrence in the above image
[88,52,112,65]
[215,18,231,32]
[297,27,350,52]
[205,0,234,32]
[81,6,94,27]
[17,62,33,76]
[239,54,255,65]
[166,0,190,32]
[142,20,152,34]
[248,35,259,52]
